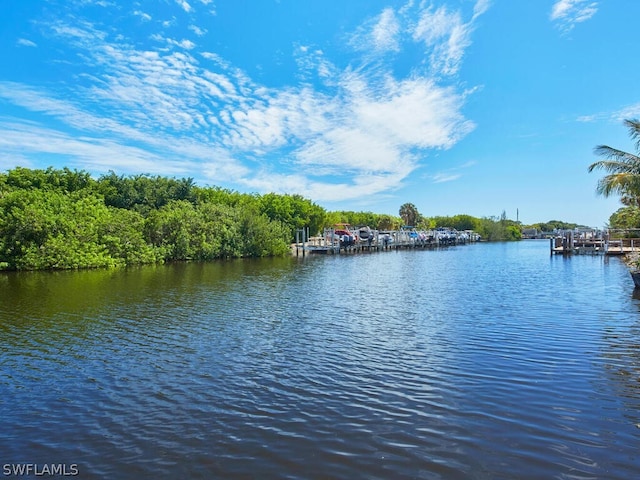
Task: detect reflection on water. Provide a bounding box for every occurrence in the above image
[1,241,639,479]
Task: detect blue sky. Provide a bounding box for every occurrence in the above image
[1,0,638,227]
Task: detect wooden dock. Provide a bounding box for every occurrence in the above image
[550,230,640,256]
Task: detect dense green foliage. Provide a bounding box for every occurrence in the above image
[0,189,120,269]
[524,220,585,232]
[258,193,327,242]
[0,167,312,270]
[97,171,196,213]
[325,211,403,231]
[428,214,479,231]
[608,206,640,230]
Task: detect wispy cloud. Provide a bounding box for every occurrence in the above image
[0,0,487,202]
[431,173,461,183]
[175,0,192,14]
[575,102,640,124]
[473,0,491,20]
[133,10,152,22]
[17,38,37,47]
[612,102,640,122]
[0,118,187,175]
[354,7,401,54]
[550,0,598,32]
[427,160,475,184]
[412,1,487,76]
[576,114,597,123]
[350,0,488,77]
[373,8,401,52]
[189,25,207,36]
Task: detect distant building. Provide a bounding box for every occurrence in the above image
[521,228,541,239]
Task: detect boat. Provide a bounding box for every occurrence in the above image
[378,231,394,246]
[357,226,373,243]
[332,223,357,246]
[631,271,640,288]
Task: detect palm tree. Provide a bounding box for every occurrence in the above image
[399,202,419,226]
[588,119,640,202]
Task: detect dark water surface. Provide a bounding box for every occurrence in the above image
[1,240,639,479]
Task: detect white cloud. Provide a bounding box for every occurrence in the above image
[575,102,640,124]
[189,25,207,36]
[221,70,473,187]
[0,119,181,174]
[133,10,152,22]
[425,160,476,184]
[576,114,596,123]
[372,8,400,52]
[349,0,488,77]
[17,38,37,47]
[169,38,196,50]
[49,20,107,45]
[0,115,250,181]
[412,5,472,76]
[613,102,640,122]
[432,173,461,183]
[77,0,115,6]
[176,0,192,13]
[473,0,491,20]
[351,77,473,148]
[150,34,196,50]
[550,0,598,31]
[296,127,406,174]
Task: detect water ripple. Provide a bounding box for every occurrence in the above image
[1,244,640,479]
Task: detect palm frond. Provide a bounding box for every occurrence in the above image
[592,145,640,163]
[624,118,640,151]
[589,119,640,200]
[588,160,640,176]
[596,173,640,197]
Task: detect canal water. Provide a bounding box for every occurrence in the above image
[1,240,639,479]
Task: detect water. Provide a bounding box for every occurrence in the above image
[1,240,639,479]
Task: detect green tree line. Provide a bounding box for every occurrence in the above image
[524,220,584,232]
[1,166,571,271]
[0,167,326,270]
